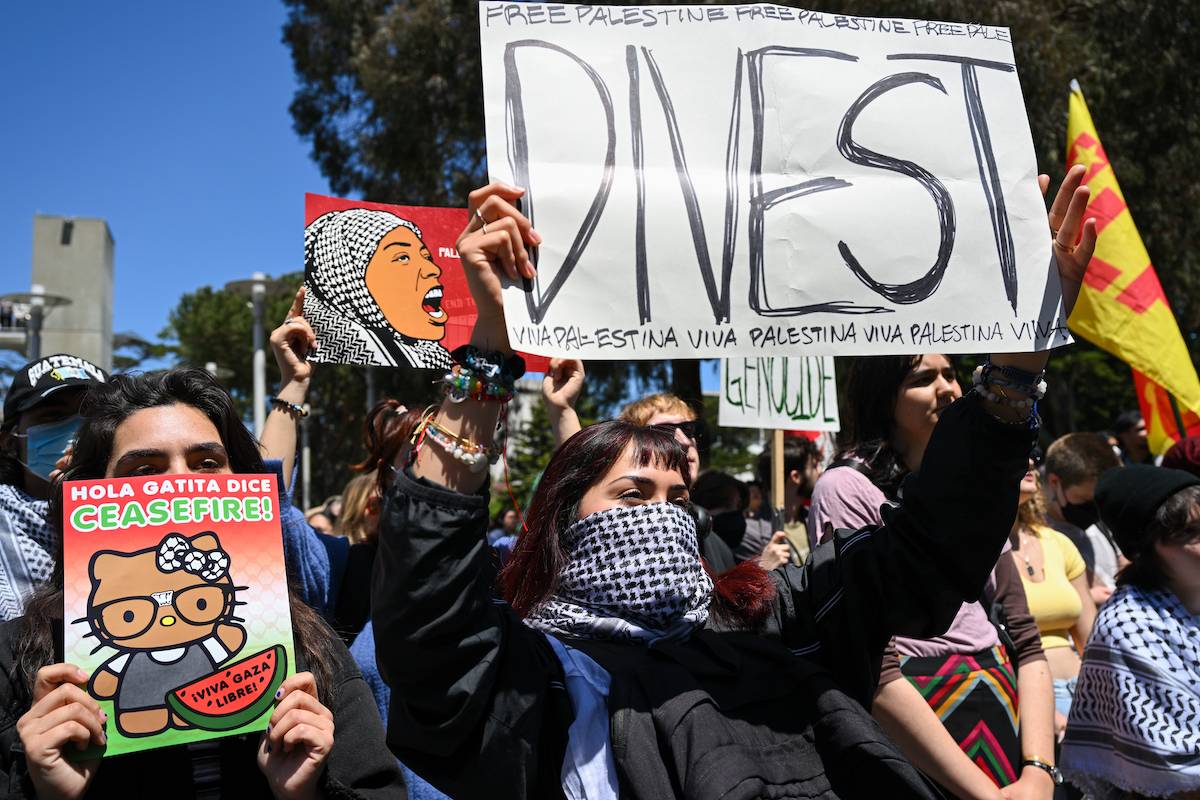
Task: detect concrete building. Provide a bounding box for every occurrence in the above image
[31,215,114,370]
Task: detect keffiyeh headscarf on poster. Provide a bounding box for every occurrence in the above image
[1060,584,1200,799]
[303,208,453,370]
[523,503,713,644]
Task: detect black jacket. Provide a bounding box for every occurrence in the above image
[373,393,1036,799]
[0,619,406,799]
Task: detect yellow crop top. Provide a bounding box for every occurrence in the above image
[1016,525,1087,651]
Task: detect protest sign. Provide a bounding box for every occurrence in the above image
[719,356,840,431]
[63,474,294,758]
[479,3,1066,359]
[304,193,550,371]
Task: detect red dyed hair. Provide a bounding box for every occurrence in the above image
[497,419,776,630]
[353,399,424,494]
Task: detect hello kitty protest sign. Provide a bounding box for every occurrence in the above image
[62,473,295,758]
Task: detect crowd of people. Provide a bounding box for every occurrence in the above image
[0,167,1193,800]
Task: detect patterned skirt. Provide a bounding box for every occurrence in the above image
[901,645,1021,788]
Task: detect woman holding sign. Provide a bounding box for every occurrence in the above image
[372,170,1095,799]
[0,369,406,798]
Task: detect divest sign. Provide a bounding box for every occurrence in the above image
[480,3,1066,358]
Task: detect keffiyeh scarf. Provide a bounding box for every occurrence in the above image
[0,484,56,620]
[1061,584,1200,799]
[303,208,453,370]
[524,503,713,644]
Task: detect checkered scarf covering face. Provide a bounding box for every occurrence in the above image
[523,502,713,644]
[304,209,423,329]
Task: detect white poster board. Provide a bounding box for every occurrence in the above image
[480,3,1066,359]
[719,356,839,431]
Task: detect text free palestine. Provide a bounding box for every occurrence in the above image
[71,496,275,533]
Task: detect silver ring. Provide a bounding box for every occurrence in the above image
[474,208,489,234]
[284,317,295,325]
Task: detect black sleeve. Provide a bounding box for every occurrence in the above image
[321,645,408,798]
[772,392,1037,707]
[371,469,570,800]
[990,555,1047,668]
[331,542,377,645]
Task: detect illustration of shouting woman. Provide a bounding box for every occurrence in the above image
[303,208,454,369]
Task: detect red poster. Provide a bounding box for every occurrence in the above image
[304,193,547,371]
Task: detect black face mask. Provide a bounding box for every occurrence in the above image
[1060,498,1100,531]
[710,510,747,550]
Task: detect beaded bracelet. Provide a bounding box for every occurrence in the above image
[972,362,1047,401]
[971,389,1040,430]
[450,346,526,386]
[414,415,500,472]
[269,397,309,418]
[442,364,515,403]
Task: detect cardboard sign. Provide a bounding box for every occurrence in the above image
[63,474,294,758]
[480,3,1066,359]
[304,193,550,372]
[719,356,840,431]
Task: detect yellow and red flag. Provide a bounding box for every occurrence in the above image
[1066,80,1200,454]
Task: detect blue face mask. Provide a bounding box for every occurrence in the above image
[16,415,82,481]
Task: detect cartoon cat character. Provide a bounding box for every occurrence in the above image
[84,531,246,737]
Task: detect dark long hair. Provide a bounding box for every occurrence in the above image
[16,370,340,705]
[497,420,774,628]
[837,355,954,498]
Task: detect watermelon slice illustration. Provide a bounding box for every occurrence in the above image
[166,645,287,731]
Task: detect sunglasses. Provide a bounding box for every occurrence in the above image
[651,419,706,444]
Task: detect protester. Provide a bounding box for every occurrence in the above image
[371,168,1093,799]
[1009,461,1097,743]
[305,497,341,534]
[1161,434,1200,477]
[811,354,1057,799]
[756,435,822,561]
[691,470,790,569]
[1061,465,1200,799]
[1044,433,1123,605]
[0,369,404,797]
[487,507,520,547]
[0,355,107,620]
[1112,410,1152,466]
[336,473,381,546]
[744,479,766,519]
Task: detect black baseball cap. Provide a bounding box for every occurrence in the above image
[2,354,108,430]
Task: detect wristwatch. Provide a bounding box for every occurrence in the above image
[1022,757,1064,786]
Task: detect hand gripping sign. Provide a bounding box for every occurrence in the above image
[480,3,1066,359]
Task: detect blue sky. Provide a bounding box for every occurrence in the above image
[0,2,327,345]
[0,2,720,389]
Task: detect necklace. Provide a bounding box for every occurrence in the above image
[1016,528,1039,577]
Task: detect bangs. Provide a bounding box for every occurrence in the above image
[628,425,691,485]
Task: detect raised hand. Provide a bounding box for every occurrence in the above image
[17,664,105,800]
[1039,164,1098,316]
[542,358,586,412]
[270,286,318,388]
[456,182,541,337]
[257,672,334,800]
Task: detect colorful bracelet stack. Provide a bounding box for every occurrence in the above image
[971,361,1046,427]
[413,413,500,472]
[442,346,526,403]
[269,397,309,418]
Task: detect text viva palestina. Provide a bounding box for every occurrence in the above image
[480,4,1064,359]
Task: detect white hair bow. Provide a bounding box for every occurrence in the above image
[156,534,230,582]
